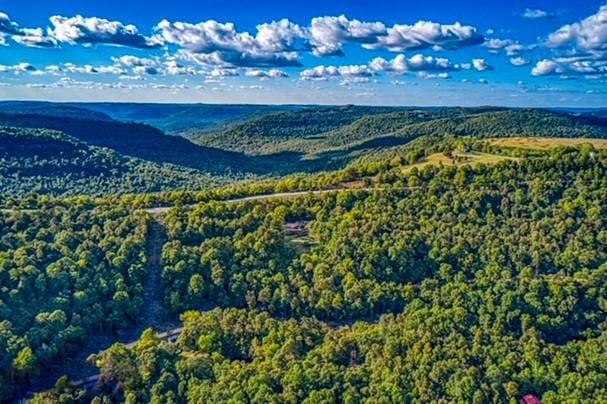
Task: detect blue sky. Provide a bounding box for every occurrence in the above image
[0,0,606,106]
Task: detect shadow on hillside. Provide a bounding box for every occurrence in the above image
[249,134,420,175]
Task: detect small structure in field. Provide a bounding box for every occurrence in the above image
[285,221,309,233]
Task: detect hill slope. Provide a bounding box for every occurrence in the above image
[0,126,227,197]
[0,112,257,175]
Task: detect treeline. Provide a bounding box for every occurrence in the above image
[0,205,149,400]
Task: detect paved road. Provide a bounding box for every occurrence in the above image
[144,187,375,215]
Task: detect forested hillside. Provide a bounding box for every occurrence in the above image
[0,203,149,400]
[0,112,256,175]
[22,144,607,403]
[191,107,607,157]
[2,103,607,402]
[0,127,226,197]
[1,104,607,200]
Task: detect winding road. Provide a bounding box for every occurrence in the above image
[143,187,376,215]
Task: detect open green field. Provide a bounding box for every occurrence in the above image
[489,137,607,150]
[403,151,518,173]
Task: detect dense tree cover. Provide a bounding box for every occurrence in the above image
[2,106,607,201]
[41,146,607,403]
[0,204,149,400]
[188,105,403,154]
[192,107,607,159]
[0,112,256,175]
[0,126,229,198]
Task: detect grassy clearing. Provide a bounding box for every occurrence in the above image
[489,137,607,150]
[403,151,517,173]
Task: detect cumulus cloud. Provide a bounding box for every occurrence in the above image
[44,62,126,75]
[364,20,483,52]
[164,59,199,75]
[300,53,485,81]
[178,48,301,68]
[12,28,57,47]
[308,15,386,56]
[156,15,482,67]
[510,57,530,66]
[209,68,239,77]
[300,64,374,80]
[472,58,493,71]
[156,19,303,68]
[0,62,36,73]
[531,59,562,76]
[113,55,156,67]
[245,69,288,78]
[484,38,531,56]
[532,57,607,77]
[369,54,456,73]
[484,38,514,50]
[522,9,554,20]
[547,6,607,52]
[0,12,20,35]
[49,15,163,48]
[0,12,57,47]
[531,6,607,80]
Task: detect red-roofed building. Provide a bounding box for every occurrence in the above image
[520,394,541,404]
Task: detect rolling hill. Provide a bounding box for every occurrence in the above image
[0,126,231,197]
[0,111,258,175]
[2,103,607,198]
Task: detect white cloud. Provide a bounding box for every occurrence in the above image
[308,15,386,56]
[339,77,371,85]
[531,59,562,76]
[522,8,554,20]
[43,62,126,75]
[0,62,36,73]
[49,15,163,48]
[484,38,531,56]
[156,15,483,67]
[245,69,288,78]
[510,57,530,66]
[547,6,607,51]
[300,53,484,81]
[417,72,451,79]
[364,20,483,52]
[11,27,56,47]
[209,68,239,77]
[532,57,607,77]
[113,55,156,67]
[156,19,303,68]
[472,58,492,71]
[0,12,20,35]
[370,54,455,73]
[300,64,373,80]
[484,38,514,50]
[164,59,199,75]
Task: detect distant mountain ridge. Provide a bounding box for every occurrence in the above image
[1,102,607,198]
[0,111,257,175]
